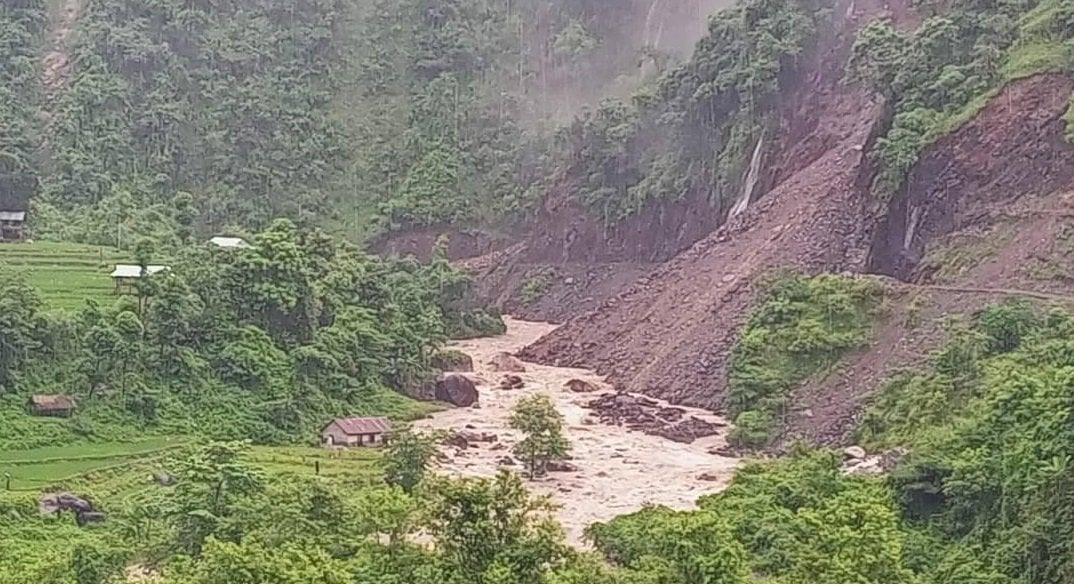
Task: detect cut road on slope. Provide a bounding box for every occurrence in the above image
[415,317,740,544]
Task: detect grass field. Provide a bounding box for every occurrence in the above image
[0,439,383,494]
[0,241,129,310]
[0,437,190,490]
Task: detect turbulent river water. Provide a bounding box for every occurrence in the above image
[414,317,740,544]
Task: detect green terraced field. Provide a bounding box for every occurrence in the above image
[0,440,382,494]
[0,241,129,310]
[0,437,190,491]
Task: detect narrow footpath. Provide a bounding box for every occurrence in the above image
[415,317,739,545]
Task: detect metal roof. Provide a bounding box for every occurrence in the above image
[323,416,392,435]
[28,394,76,410]
[0,211,26,222]
[209,236,250,249]
[109,264,169,278]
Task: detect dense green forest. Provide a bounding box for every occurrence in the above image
[8,0,713,243]
[0,0,45,210]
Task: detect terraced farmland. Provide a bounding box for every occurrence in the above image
[0,241,128,310]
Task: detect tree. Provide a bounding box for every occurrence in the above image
[166,442,264,556]
[509,394,570,478]
[70,543,129,584]
[425,470,567,583]
[0,273,43,392]
[846,20,910,98]
[382,428,440,494]
[173,192,196,244]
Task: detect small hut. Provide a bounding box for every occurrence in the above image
[321,416,392,447]
[110,264,169,295]
[26,395,77,418]
[208,236,251,249]
[0,211,27,241]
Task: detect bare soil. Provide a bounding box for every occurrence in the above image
[414,318,738,545]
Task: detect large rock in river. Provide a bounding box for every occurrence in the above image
[488,352,527,372]
[435,373,479,407]
[430,349,474,373]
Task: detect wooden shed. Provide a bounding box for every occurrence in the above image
[0,211,27,241]
[321,416,392,447]
[26,394,77,418]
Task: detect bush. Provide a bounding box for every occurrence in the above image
[726,274,885,447]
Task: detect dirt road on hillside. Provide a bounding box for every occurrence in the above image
[414,318,739,544]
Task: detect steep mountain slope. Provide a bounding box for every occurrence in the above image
[785,73,1074,444]
[517,0,901,406]
[523,69,1074,436]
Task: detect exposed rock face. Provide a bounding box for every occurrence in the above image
[587,392,723,443]
[435,373,479,407]
[565,379,600,393]
[430,350,475,373]
[488,352,527,372]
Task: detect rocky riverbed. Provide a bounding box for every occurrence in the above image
[414,317,739,544]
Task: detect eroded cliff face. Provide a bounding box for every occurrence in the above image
[521,70,1074,436]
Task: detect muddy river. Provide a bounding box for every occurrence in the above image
[414,317,739,544]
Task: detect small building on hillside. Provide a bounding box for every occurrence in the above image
[110,264,169,295]
[321,416,392,447]
[0,211,27,241]
[26,394,77,418]
[209,236,251,249]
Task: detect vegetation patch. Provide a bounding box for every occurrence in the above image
[726,274,886,447]
[555,0,829,224]
[847,0,1074,199]
[516,268,555,305]
[0,241,129,310]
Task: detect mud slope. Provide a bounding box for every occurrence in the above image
[521,102,884,408]
[517,0,904,408]
[787,74,1074,444]
[870,74,1074,281]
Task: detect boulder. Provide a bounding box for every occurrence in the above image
[444,433,470,449]
[498,375,525,390]
[497,456,516,466]
[435,373,478,407]
[76,511,107,527]
[152,472,176,486]
[564,379,599,393]
[458,430,498,443]
[546,461,579,473]
[488,352,527,373]
[843,446,867,460]
[697,472,721,482]
[39,492,93,515]
[430,350,474,373]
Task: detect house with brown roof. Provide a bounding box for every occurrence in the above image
[321,416,392,447]
[26,395,77,418]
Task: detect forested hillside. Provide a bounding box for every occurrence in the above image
[3,0,731,247]
[0,221,503,449]
[0,0,45,211]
